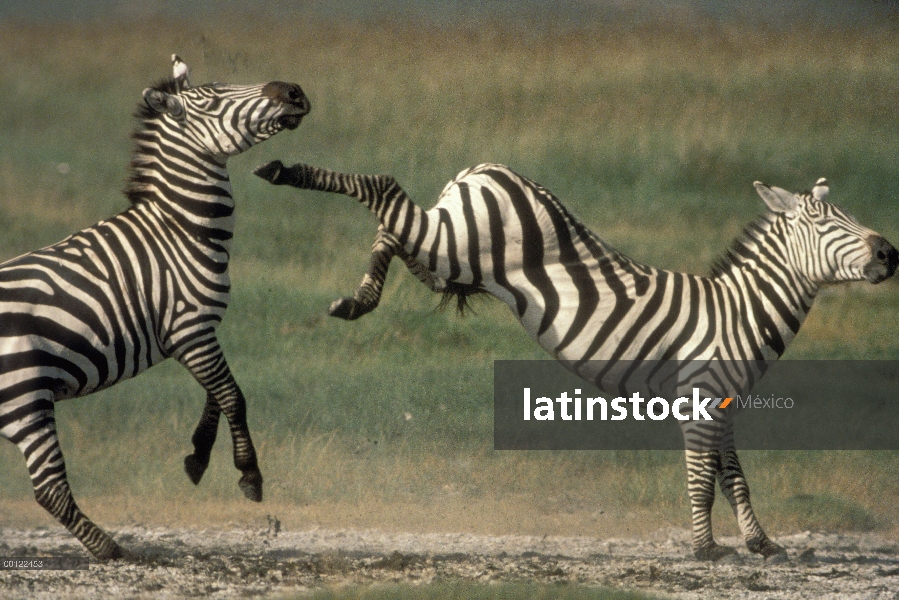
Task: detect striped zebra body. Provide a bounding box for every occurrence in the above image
[0,58,309,560]
[255,160,897,561]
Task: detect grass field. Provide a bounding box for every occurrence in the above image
[0,10,898,556]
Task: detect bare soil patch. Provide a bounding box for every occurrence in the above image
[1,526,898,598]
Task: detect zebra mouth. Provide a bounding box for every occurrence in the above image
[278,114,304,130]
[864,262,896,284]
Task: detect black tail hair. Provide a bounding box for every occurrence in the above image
[437,281,490,315]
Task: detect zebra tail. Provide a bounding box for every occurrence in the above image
[437,280,490,315]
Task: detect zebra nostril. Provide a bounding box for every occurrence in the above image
[262,82,308,110]
[877,250,886,261]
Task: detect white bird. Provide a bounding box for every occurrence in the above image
[172,54,191,91]
[812,177,829,201]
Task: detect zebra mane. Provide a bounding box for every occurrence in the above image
[709,214,776,278]
[124,77,181,206]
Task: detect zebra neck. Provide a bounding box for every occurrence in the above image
[126,125,236,264]
[714,229,818,359]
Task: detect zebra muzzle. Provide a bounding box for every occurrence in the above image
[263,81,311,130]
[863,235,898,283]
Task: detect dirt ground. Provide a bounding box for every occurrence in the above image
[1,524,898,599]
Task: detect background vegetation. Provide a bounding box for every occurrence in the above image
[0,4,897,559]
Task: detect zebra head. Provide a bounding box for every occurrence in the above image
[140,56,310,160]
[754,179,898,285]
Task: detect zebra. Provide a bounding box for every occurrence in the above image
[0,57,309,560]
[253,159,897,561]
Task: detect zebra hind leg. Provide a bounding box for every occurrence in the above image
[717,449,787,562]
[183,393,221,485]
[329,226,398,320]
[255,160,448,316]
[12,403,125,560]
[329,226,445,321]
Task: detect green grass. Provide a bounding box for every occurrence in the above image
[0,14,898,543]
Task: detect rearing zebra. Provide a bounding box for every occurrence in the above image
[0,57,309,560]
[254,160,897,561]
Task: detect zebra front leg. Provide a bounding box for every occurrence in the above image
[183,394,221,485]
[178,343,262,502]
[11,403,124,560]
[685,449,737,560]
[717,448,787,562]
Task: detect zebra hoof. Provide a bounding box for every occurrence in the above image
[239,470,263,502]
[748,536,788,562]
[94,540,127,562]
[328,297,361,320]
[253,160,284,184]
[694,544,738,561]
[183,454,209,485]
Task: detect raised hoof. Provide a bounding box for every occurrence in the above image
[765,550,789,565]
[239,470,263,502]
[328,297,361,320]
[694,544,738,561]
[183,454,209,485]
[253,160,284,184]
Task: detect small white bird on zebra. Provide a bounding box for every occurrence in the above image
[254,159,897,561]
[0,57,309,559]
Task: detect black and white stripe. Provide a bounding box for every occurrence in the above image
[255,160,897,561]
[0,58,309,560]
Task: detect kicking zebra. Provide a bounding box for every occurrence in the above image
[0,57,309,560]
[254,160,897,561]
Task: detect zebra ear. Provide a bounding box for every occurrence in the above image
[753,181,798,213]
[142,88,186,120]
